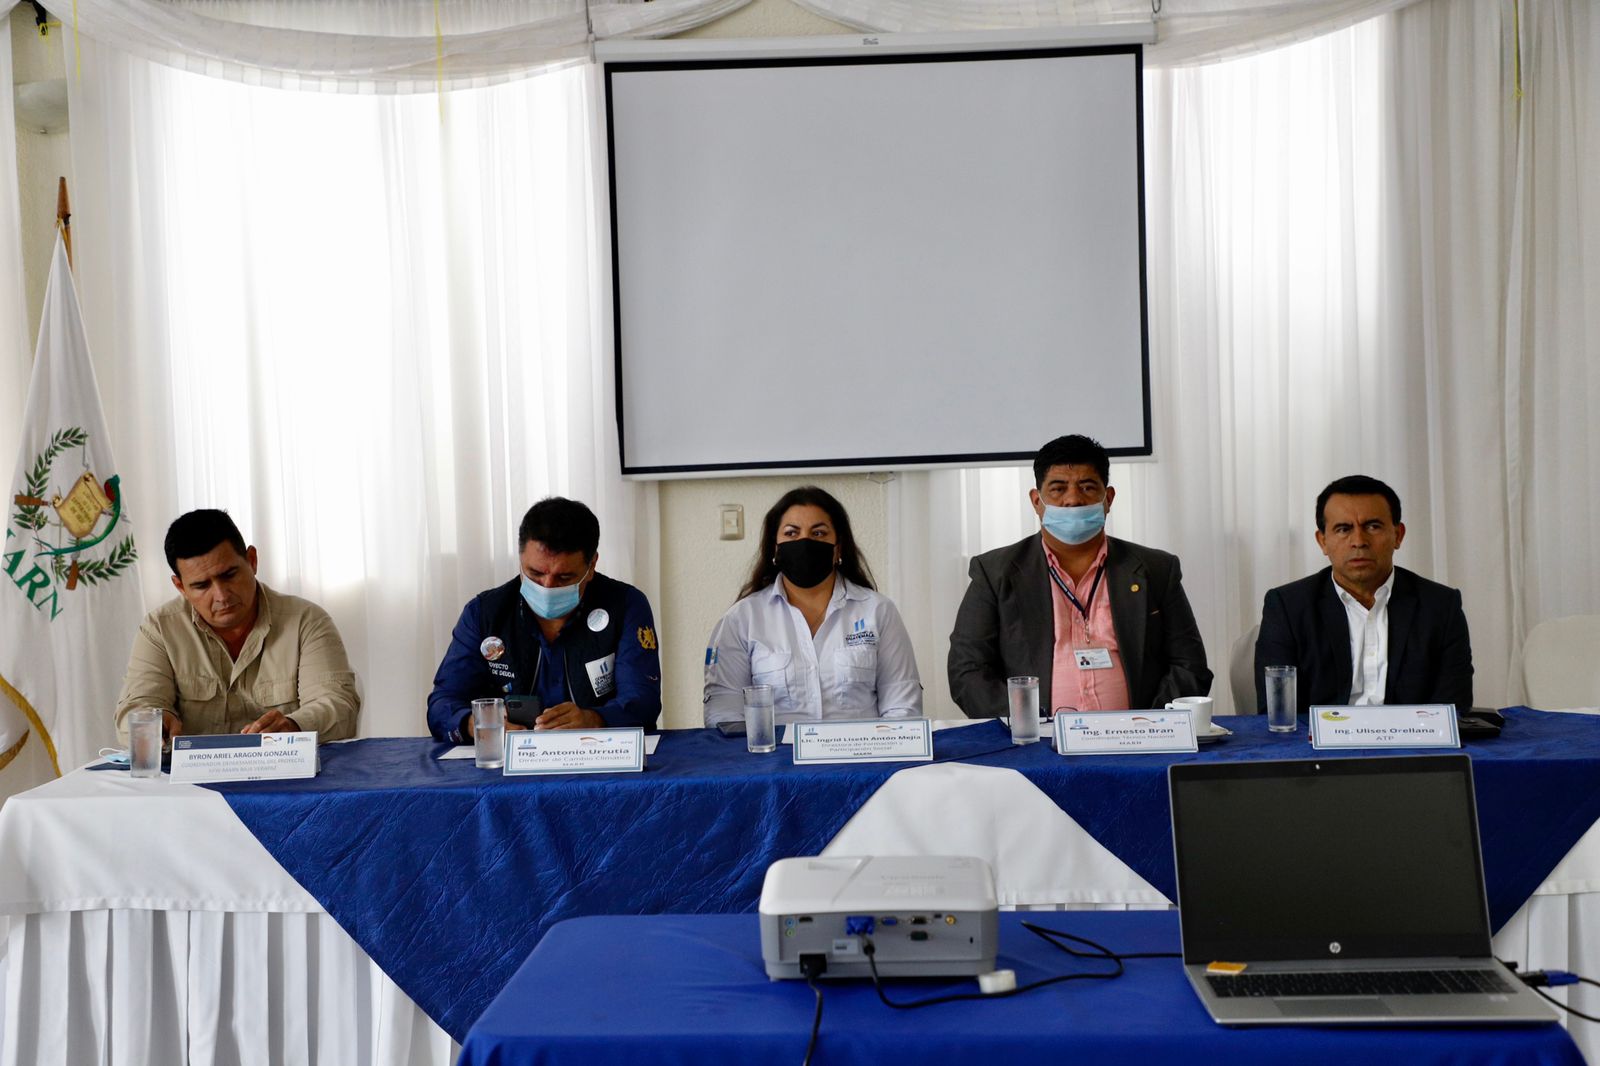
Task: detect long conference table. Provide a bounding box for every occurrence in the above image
[2,708,1599,1066]
[459,912,1586,1066]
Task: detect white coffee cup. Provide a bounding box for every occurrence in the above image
[1165,696,1214,735]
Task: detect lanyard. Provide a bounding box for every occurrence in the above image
[1048,561,1105,624]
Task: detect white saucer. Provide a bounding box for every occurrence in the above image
[1196,723,1233,743]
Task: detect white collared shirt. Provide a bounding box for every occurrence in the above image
[1332,569,1396,705]
[702,577,923,726]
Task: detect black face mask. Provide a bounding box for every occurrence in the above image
[774,538,837,590]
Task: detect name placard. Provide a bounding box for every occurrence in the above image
[170,732,319,783]
[1054,710,1198,755]
[504,727,646,775]
[1310,705,1460,749]
[792,718,933,765]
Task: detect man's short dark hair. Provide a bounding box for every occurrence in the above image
[1316,475,1402,531]
[518,497,601,560]
[1032,434,1111,489]
[164,509,248,574]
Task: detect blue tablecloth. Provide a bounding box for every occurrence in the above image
[955,709,1600,935]
[210,707,1600,1042]
[458,911,1583,1066]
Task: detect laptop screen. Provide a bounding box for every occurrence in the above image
[1170,755,1493,963]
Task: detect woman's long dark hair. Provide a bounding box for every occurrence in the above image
[737,486,876,600]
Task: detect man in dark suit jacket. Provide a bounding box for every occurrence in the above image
[948,435,1213,717]
[1254,475,1473,715]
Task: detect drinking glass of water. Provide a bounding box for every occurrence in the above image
[472,698,507,769]
[128,707,164,778]
[1265,666,1298,733]
[1007,676,1040,745]
[743,685,777,754]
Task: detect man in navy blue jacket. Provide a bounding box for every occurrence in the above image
[427,497,662,743]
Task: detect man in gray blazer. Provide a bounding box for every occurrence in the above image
[947,435,1213,717]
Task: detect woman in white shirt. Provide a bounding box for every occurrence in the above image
[703,486,923,726]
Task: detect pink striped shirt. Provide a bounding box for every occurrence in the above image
[1044,538,1130,713]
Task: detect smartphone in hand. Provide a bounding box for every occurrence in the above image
[505,696,542,729]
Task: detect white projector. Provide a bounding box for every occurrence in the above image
[759,855,999,979]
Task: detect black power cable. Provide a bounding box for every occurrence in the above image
[1532,986,1600,1024]
[797,920,1182,1060]
[860,920,1179,1010]
[799,954,828,1066]
[1512,968,1600,1025]
[1020,920,1183,963]
[802,928,1600,1066]
[802,977,824,1065]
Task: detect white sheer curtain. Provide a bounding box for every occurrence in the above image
[789,0,1424,65]
[0,9,28,467]
[65,36,655,740]
[1510,0,1600,664]
[1118,14,1404,713]
[65,0,588,90]
[1,3,25,1041]
[897,0,1600,717]
[47,0,1600,734]
[58,0,749,92]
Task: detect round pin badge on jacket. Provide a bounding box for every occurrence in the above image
[480,636,506,661]
[586,608,610,632]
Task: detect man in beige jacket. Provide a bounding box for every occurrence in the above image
[114,509,360,743]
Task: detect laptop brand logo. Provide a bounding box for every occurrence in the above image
[1329,941,1342,955]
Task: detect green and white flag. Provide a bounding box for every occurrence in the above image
[1,235,144,778]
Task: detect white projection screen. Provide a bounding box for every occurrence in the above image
[602,37,1150,477]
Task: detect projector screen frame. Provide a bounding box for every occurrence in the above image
[599,29,1156,480]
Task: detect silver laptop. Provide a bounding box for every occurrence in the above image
[1168,754,1557,1025]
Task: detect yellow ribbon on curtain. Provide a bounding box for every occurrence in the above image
[435,0,445,120]
[1512,0,1523,101]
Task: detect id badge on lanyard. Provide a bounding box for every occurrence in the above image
[1074,645,1114,670]
[1051,564,1114,670]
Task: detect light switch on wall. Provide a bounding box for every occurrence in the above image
[719,504,744,540]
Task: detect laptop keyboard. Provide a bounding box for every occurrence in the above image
[1207,969,1515,998]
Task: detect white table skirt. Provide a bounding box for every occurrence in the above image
[2,892,1593,1066]
[3,747,1598,1066]
[0,765,457,1066]
[0,909,455,1066]
[1499,894,1600,1062]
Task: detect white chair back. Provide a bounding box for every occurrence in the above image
[1523,615,1600,710]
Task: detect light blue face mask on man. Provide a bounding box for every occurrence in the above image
[1042,502,1107,546]
[520,570,588,620]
